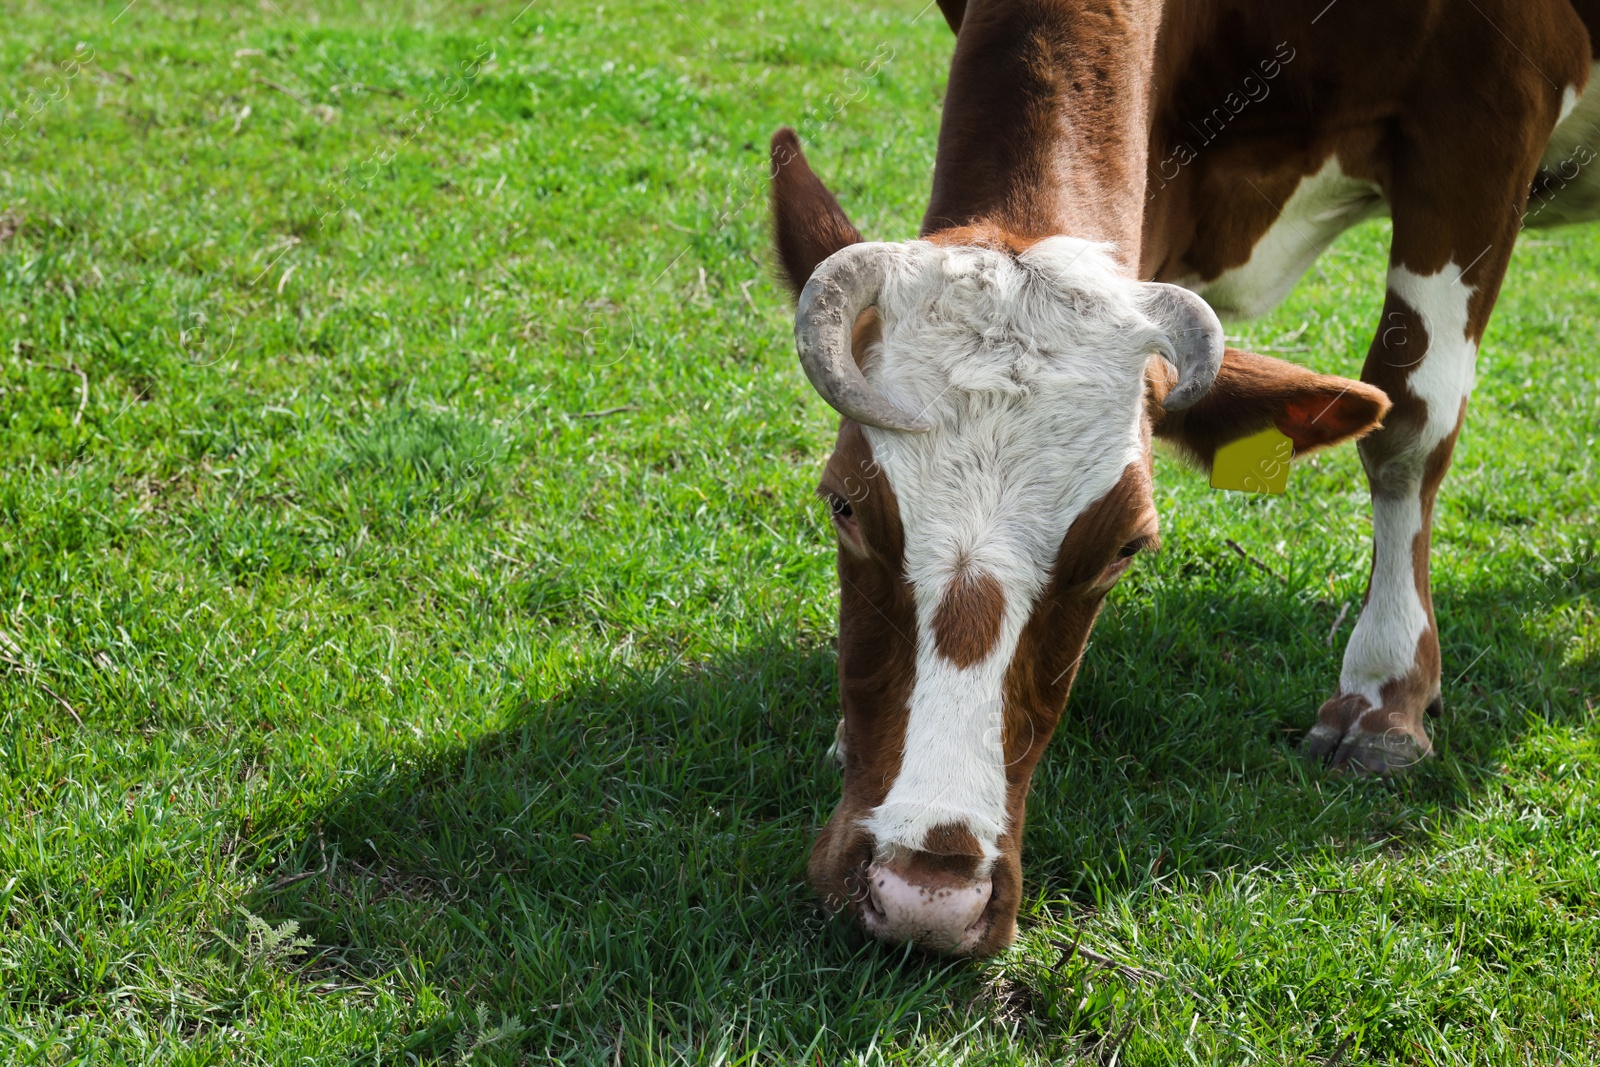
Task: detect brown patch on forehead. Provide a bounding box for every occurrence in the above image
[932,566,1007,668]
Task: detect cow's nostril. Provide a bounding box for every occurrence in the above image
[862,861,993,953]
[864,877,887,917]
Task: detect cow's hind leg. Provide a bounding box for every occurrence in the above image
[1305,95,1567,773]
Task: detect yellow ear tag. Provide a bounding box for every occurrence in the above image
[1210,425,1294,495]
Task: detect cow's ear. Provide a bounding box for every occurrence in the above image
[1148,347,1390,469]
[770,127,862,301]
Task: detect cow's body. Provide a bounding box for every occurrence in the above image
[771,0,1596,955]
[1147,2,1600,284]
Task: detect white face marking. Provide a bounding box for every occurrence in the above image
[853,238,1157,865]
[1340,262,1476,704]
[1531,63,1600,227]
[1182,157,1386,320]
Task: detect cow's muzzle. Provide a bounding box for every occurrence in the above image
[858,857,994,955]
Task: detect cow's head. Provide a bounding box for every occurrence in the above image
[770,130,1389,956]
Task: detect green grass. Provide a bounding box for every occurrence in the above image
[1,0,1597,1062]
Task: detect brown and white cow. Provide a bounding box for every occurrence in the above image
[772,0,1597,955]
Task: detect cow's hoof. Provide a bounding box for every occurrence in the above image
[1303,694,1433,775]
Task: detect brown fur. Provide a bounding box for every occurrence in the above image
[1149,348,1392,468]
[932,568,1007,668]
[935,0,967,35]
[807,422,919,917]
[924,0,1164,262]
[770,127,862,296]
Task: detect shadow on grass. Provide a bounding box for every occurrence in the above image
[251,553,1597,1060]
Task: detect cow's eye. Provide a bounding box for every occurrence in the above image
[1118,539,1144,559]
[823,490,866,555]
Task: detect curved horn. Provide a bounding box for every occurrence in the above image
[1139,283,1225,411]
[795,243,932,432]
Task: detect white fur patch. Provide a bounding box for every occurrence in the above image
[1339,495,1427,708]
[1387,262,1477,458]
[1339,262,1476,704]
[1183,157,1386,320]
[1546,70,1596,159]
[854,238,1157,866]
[1557,83,1581,127]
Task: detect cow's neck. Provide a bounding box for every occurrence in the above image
[921,0,1161,270]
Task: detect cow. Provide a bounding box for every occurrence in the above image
[768,0,1598,957]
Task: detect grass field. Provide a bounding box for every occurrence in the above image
[2,0,1598,1062]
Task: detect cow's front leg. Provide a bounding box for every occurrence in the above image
[1304,141,1547,772]
[1306,256,1486,772]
